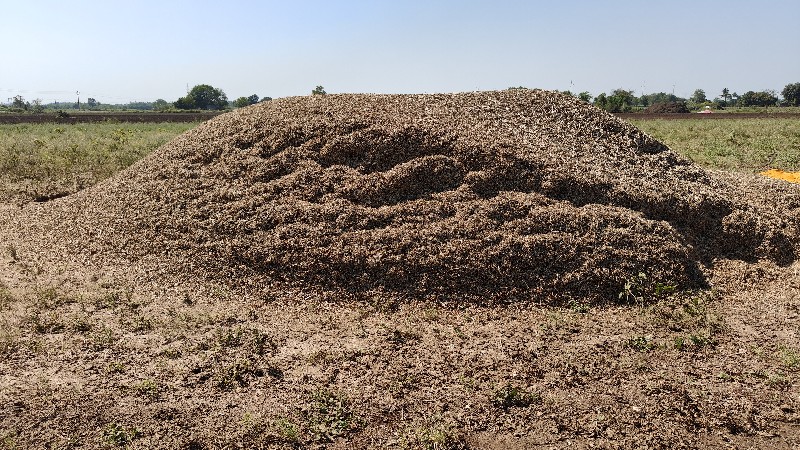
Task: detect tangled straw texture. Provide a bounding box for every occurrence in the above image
[22,90,800,304]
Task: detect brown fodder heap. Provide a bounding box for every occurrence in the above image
[643,101,691,114]
[22,90,800,304]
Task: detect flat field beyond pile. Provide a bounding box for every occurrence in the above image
[631,117,800,172]
[1,94,800,449]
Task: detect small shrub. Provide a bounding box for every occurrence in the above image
[134,379,160,400]
[399,419,468,450]
[619,272,677,306]
[102,423,141,446]
[29,311,65,334]
[568,299,590,313]
[123,314,153,333]
[245,329,277,355]
[216,326,276,355]
[673,334,715,351]
[493,384,539,409]
[69,315,93,333]
[1,430,18,449]
[619,272,647,305]
[157,348,182,359]
[214,359,263,390]
[304,389,361,443]
[32,287,64,309]
[0,286,13,310]
[779,346,800,370]
[89,326,117,350]
[0,330,18,356]
[273,417,300,443]
[106,361,126,374]
[651,291,725,341]
[625,335,656,352]
[386,329,421,347]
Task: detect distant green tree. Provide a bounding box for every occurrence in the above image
[720,88,731,106]
[174,96,195,110]
[11,95,27,110]
[611,88,636,104]
[153,99,170,111]
[594,89,636,112]
[233,94,260,108]
[593,93,607,110]
[31,99,44,114]
[690,89,707,104]
[738,90,778,107]
[640,92,684,105]
[125,102,155,111]
[260,96,273,102]
[87,98,98,109]
[311,85,327,95]
[782,82,800,106]
[610,88,637,112]
[578,92,592,103]
[175,84,228,110]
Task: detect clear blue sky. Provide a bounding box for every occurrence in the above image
[2,0,798,104]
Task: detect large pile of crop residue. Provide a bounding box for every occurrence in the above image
[12,90,800,304]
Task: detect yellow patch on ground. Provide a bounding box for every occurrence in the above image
[761,169,800,184]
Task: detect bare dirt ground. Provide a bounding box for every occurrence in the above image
[2,233,799,449]
[1,91,799,449]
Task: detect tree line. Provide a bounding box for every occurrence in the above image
[554,83,800,113]
[3,83,798,114]
[0,84,331,113]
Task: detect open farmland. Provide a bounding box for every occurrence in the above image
[631,117,800,172]
[0,122,200,203]
[1,91,800,449]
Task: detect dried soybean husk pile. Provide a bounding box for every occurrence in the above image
[17,90,800,304]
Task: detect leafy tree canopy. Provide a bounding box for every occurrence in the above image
[11,95,27,110]
[782,82,800,107]
[690,89,707,104]
[175,84,228,110]
[593,89,636,113]
[640,92,685,105]
[233,94,260,108]
[738,90,778,107]
[153,99,170,111]
[312,86,327,95]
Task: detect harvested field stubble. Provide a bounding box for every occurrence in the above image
[7,90,800,305]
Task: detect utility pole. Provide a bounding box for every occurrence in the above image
[76,91,80,109]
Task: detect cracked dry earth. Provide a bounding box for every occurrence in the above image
[1,90,800,449]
